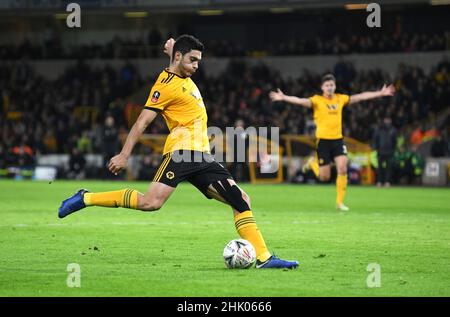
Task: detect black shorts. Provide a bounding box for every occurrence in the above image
[316,138,347,166]
[152,150,233,198]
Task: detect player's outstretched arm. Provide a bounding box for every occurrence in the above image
[269,88,312,108]
[108,109,158,175]
[349,84,395,105]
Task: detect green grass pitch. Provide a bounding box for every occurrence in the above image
[0,179,449,296]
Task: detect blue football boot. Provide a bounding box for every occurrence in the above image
[58,189,89,218]
[256,255,299,269]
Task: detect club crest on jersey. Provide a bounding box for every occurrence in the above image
[151,91,160,103]
[327,104,337,110]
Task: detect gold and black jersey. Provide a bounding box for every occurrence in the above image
[145,68,210,155]
[309,93,350,140]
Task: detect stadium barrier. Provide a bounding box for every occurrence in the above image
[422,158,450,186]
[12,140,448,187]
[20,134,447,186]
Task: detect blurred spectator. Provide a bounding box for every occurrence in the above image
[138,154,160,180]
[373,117,397,187]
[431,134,449,157]
[0,28,448,60]
[148,28,162,58]
[11,140,35,169]
[43,129,58,153]
[423,125,440,142]
[0,143,15,170]
[77,131,92,153]
[410,123,425,146]
[393,145,424,185]
[410,150,424,184]
[102,115,121,177]
[0,143,6,170]
[393,144,414,185]
[228,119,250,182]
[67,147,86,179]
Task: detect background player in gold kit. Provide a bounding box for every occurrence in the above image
[59,35,298,269]
[270,74,395,211]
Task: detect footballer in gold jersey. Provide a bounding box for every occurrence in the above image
[270,74,395,211]
[59,35,298,269]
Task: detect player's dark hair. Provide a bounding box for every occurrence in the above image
[172,34,204,60]
[321,74,336,84]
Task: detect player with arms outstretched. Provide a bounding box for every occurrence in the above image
[59,35,298,269]
[270,74,395,211]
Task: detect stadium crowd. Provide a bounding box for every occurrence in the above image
[1,56,449,183]
[1,30,449,60]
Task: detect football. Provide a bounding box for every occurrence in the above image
[223,239,256,269]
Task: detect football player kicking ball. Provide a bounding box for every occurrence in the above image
[270,74,395,211]
[59,35,298,269]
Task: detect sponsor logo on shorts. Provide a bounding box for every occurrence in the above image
[166,171,175,179]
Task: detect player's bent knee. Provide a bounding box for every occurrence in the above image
[211,180,250,213]
[242,191,251,209]
[336,165,347,175]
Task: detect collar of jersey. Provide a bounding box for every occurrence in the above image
[322,94,335,100]
[164,68,186,79]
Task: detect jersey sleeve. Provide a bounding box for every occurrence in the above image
[341,94,350,107]
[144,81,174,113]
[309,95,319,110]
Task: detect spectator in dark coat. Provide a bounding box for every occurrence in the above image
[68,147,86,179]
[102,115,121,178]
[373,117,397,187]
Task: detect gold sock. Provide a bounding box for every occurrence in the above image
[234,210,271,262]
[310,157,320,178]
[83,189,139,209]
[336,174,348,205]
